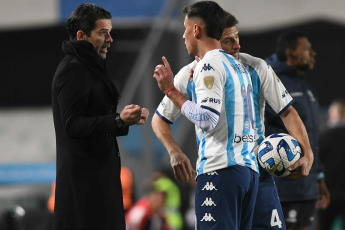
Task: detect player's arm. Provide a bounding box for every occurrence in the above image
[279,106,314,178]
[260,62,314,177]
[151,113,195,182]
[153,56,219,132]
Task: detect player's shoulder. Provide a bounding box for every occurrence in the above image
[239,52,268,71]
[174,61,195,89]
[196,49,226,71]
[175,61,195,78]
[175,61,195,80]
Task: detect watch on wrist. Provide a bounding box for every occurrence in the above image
[115,113,125,128]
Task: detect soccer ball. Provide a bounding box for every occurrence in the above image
[258,133,302,177]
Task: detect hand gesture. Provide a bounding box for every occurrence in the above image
[120,105,142,126]
[170,150,196,183]
[153,56,175,93]
[137,108,149,125]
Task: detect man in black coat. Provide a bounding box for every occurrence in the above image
[51,4,149,230]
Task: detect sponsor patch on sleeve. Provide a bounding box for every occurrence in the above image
[204,76,214,89]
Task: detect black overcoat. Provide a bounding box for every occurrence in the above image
[52,40,128,230]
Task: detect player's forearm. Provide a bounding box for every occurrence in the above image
[181,100,219,132]
[165,88,187,110]
[280,106,313,158]
[151,113,182,154]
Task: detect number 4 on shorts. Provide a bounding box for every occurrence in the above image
[271,209,282,228]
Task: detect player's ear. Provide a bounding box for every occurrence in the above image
[194,24,202,39]
[77,30,88,41]
[286,48,297,60]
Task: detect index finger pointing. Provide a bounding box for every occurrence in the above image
[162,56,171,69]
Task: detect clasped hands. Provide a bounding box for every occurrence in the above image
[120,105,149,126]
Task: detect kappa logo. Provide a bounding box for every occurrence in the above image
[201,197,216,206]
[207,171,218,176]
[202,182,217,191]
[267,160,282,173]
[200,213,216,222]
[201,63,214,72]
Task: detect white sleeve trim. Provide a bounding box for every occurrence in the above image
[181,100,219,132]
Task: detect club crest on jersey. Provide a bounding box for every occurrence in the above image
[203,76,214,89]
[201,63,214,72]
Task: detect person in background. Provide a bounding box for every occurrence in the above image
[51,4,149,230]
[265,30,330,230]
[151,173,183,230]
[47,181,55,213]
[121,166,134,212]
[125,177,171,230]
[318,99,345,230]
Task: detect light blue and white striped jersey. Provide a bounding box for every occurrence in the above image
[156,49,259,176]
[238,53,294,147]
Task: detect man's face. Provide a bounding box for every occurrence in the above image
[290,37,316,72]
[220,26,240,59]
[84,19,113,59]
[183,16,198,56]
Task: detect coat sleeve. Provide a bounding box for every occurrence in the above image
[54,63,129,138]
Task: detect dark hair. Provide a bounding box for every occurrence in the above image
[66,4,112,40]
[183,1,226,40]
[275,31,306,61]
[224,11,239,28]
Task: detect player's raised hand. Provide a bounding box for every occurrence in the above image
[188,56,200,82]
[153,56,175,93]
[170,150,196,183]
[288,148,314,178]
[137,107,149,125]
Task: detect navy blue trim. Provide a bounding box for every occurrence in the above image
[200,105,220,116]
[155,110,173,124]
[277,99,294,116]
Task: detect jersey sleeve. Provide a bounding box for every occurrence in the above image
[193,59,225,115]
[155,61,195,124]
[260,63,293,115]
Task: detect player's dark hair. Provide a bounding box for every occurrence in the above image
[275,31,306,62]
[224,11,239,28]
[66,4,112,40]
[183,1,226,40]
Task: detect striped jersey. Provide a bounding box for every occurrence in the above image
[156,52,294,177]
[238,53,294,147]
[156,49,259,176]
